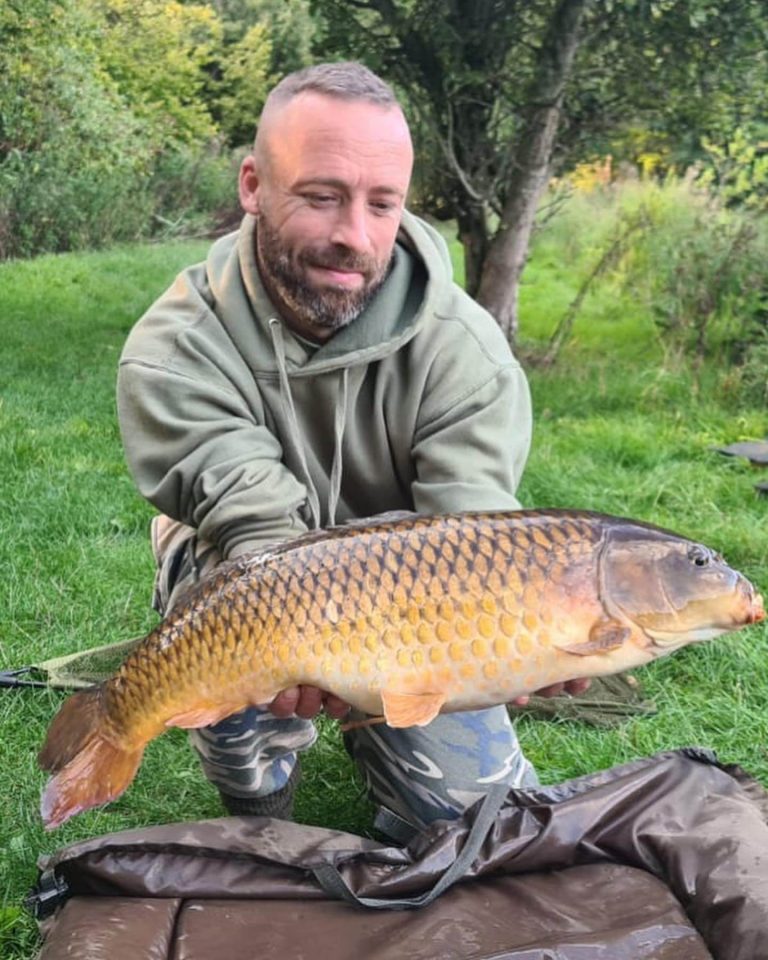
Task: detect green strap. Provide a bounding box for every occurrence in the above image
[311,782,509,910]
[32,636,144,688]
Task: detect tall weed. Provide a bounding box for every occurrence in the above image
[528,178,768,404]
[619,178,768,362]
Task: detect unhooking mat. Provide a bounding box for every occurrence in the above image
[28,748,768,960]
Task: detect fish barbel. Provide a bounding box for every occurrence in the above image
[39,509,764,828]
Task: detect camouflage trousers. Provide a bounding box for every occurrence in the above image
[151,516,538,833]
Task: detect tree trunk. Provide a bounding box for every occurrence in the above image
[456,201,490,297]
[476,0,590,342]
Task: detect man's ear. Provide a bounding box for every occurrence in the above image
[238,154,261,216]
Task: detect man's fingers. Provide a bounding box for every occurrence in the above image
[270,686,351,720]
[532,682,566,699]
[294,685,323,719]
[270,687,301,718]
[510,678,591,706]
[323,693,351,719]
[277,681,590,720]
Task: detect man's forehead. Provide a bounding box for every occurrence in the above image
[261,92,413,175]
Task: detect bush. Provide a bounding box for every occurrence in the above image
[145,142,241,241]
[699,125,768,214]
[0,58,155,258]
[0,0,237,259]
[618,177,768,362]
[524,176,768,404]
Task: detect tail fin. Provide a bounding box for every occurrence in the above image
[39,687,144,830]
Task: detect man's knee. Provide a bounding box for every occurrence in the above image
[188,707,317,798]
[150,514,221,616]
[345,707,538,830]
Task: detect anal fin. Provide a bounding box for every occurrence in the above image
[381,690,446,728]
[164,700,248,729]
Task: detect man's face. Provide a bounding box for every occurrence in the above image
[239,92,414,340]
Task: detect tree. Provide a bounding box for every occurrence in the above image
[84,0,221,145]
[0,0,154,256]
[0,0,231,257]
[312,0,591,339]
[475,0,588,339]
[218,23,273,145]
[312,0,768,340]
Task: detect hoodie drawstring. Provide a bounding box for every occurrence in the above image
[327,367,349,527]
[269,319,322,529]
[268,319,361,529]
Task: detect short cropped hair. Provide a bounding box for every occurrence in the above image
[266,61,398,110]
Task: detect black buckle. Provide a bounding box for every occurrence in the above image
[24,871,70,920]
[0,667,47,689]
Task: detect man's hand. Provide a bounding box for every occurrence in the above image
[270,685,351,720]
[510,678,591,708]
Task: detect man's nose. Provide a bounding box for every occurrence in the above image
[329,200,372,254]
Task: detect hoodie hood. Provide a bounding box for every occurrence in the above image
[206,209,453,378]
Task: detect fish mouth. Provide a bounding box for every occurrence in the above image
[642,584,764,647]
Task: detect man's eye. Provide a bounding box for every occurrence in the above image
[371,200,396,213]
[306,193,336,205]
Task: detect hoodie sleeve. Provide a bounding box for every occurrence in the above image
[409,293,532,514]
[117,271,310,560]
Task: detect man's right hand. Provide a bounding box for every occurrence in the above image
[270,685,351,720]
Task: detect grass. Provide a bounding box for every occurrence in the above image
[1,193,767,956]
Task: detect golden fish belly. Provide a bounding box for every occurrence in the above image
[281,587,644,719]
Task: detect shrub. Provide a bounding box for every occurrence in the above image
[698,125,768,214]
[145,142,241,241]
[618,178,768,362]
[0,0,235,259]
[0,54,156,258]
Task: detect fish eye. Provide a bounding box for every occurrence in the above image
[688,547,711,568]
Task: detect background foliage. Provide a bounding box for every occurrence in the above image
[2,0,766,278]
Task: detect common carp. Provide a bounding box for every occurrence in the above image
[39,509,764,829]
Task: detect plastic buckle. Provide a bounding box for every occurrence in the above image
[25,872,70,920]
[0,667,48,688]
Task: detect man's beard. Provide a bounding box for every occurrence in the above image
[255,213,392,332]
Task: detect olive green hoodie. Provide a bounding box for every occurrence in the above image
[117,210,532,559]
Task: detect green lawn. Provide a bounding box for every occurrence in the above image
[1,218,766,957]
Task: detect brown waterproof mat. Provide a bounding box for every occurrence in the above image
[32,749,768,960]
[41,865,713,960]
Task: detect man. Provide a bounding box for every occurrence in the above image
[118,61,586,838]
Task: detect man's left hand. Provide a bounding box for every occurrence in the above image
[270,685,351,720]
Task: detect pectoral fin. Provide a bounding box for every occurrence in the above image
[557,618,631,656]
[381,690,446,728]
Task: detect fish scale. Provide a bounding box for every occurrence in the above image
[38,509,764,828]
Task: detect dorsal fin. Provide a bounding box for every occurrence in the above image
[236,510,420,564]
